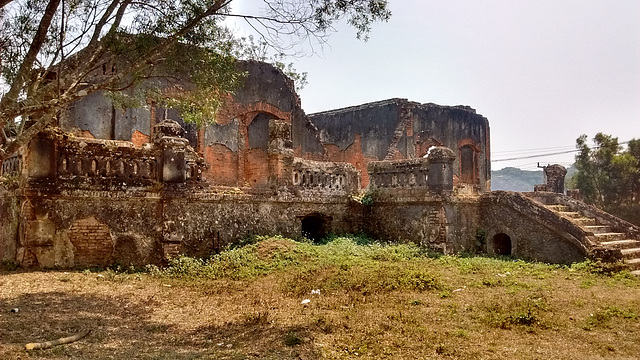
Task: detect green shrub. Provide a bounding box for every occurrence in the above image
[584,305,639,330]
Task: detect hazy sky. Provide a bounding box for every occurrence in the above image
[229,0,640,170]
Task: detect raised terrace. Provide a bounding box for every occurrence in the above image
[1,59,638,271]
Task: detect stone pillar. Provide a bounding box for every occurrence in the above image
[427,146,456,193]
[543,164,567,194]
[162,220,183,260]
[153,120,188,183]
[27,137,56,178]
[268,119,293,189]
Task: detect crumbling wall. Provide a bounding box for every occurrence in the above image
[0,188,20,262]
[479,191,588,264]
[164,193,363,257]
[363,149,478,253]
[14,194,163,267]
[307,99,491,190]
[366,196,479,253]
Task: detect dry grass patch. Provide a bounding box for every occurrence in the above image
[1,235,639,359]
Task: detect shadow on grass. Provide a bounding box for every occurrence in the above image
[0,291,321,360]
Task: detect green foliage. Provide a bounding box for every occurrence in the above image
[570,259,630,276]
[0,174,21,190]
[351,190,376,206]
[571,133,640,225]
[0,0,391,143]
[0,260,19,271]
[584,305,639,330]
[284,330,303,346]
[483,296,550,329]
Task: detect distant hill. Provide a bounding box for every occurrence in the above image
[491,165,577,192]
[491,167,543,192]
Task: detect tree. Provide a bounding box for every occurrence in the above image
[571,133,640,225]
[0,0,391,156]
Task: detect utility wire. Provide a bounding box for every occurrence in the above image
[492,148,579,162]
[492,140,631,163]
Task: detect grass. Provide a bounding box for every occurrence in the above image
[1,234,639,359]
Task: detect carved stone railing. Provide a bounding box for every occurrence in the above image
[57,139,160,181]
[368,158,429,188]
[1,153,22,177]
[368,146,456,195]
[290,158,359,193]
[22,120,206,187]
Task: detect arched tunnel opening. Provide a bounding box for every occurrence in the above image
[301,214,328,243]
[493,233,512,256]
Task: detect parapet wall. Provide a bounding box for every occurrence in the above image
[479,191,589,264]
[0,121,363,268]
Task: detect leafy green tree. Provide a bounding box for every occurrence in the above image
[571,133,640,225]
[0,0,391,156]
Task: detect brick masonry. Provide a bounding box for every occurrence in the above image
[68,217,114,267]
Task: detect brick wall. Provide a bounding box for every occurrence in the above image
[68,217,114,267]
[322,134,374,187]
[204,144,239,186]
[131,130,150,148]
[244,148,269,186]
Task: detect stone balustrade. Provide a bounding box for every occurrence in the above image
[368,158,430,188]
[55,138,160,182]
[290,158,359,193]
[368,146,456,194]
[1,154,22,177]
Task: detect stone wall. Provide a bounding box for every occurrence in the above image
[0,117,362,268]
[0,188,20,262]
[366,195,479,253]
[479,191,589,264]
[307,99,491,190]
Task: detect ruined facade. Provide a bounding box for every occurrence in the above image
[2,60,640,271]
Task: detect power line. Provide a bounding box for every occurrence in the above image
[492,140,631,163]
[492,144,577,155]
[492,148,579,162]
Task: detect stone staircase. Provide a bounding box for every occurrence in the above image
[545,204,640,275]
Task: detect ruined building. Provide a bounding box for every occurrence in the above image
[1,60,640,271]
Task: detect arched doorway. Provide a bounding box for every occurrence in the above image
[492,233,512,256]
[301,214,329,242]
[244,112,278,186]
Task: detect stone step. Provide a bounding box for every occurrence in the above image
[558,211,582,218]
[546,204,569,212]
[594,232,627,242]
[599,239,640,249]
[582,225,611,234]
[630,269,640,276]
[620,248,640,260]
[570,217,598,226]
[624,258,640,270]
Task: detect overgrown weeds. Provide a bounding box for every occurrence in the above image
[3,234,640,360]
[584,305,639,330]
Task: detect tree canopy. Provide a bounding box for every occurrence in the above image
[571,133,640,225]
[0,0,391,155]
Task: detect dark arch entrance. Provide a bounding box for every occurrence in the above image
[493,233,512,256]
[301,214,328,242]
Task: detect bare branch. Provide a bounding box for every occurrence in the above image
[0,0,62,127]
[90,0,122,44]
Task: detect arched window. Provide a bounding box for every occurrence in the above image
[248,112,277,150]
[459,145,479,184]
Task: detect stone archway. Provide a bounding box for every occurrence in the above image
[492,233,512,256]
[301,214,329,242]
